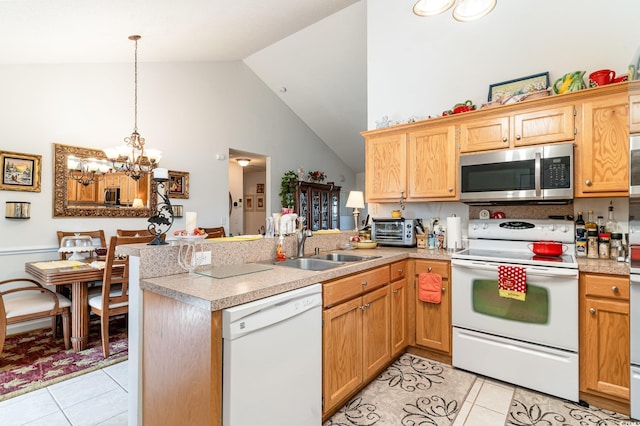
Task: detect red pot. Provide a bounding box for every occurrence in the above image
[528,241,567,256]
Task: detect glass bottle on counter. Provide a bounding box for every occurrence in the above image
[605,201,618,233]
[597,216,605,234]
[585,211,597,233]
[575,212,587,257]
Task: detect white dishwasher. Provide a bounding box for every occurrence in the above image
[222,283,322,426]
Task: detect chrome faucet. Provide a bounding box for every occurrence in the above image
[297,226,313,257]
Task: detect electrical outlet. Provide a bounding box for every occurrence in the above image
[196,251,212,265]
[220,215,227,225]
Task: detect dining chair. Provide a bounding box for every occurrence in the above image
[57,230,107,259]
[116,228,154,237]
[0,278,71,355]
[89,234,155,357]
[202,227,226,238]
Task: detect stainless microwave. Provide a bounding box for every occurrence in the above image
[459,142,573,204]
[371,218,418,247]
[630,135,640,197]
[104,187,120,206]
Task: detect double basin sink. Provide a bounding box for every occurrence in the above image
[276,253,381,271]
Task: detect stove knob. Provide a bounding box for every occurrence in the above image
[472,223,479,230]
[482,223,489,230]
[559,225,568,233]
[548,224,556,231]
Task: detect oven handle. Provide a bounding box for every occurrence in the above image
[452,259,578,278]
[535,151,541,197]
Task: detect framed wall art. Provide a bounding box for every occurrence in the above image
[168,170,189,199]
[0,151,41,192]
[245,195,254,211]
[488,72,549,102]
[256,183,264,194]
[256,195,265,212]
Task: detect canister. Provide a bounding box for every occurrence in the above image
[587,230,599,259]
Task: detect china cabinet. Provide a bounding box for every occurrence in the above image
[295,180,340,231]
[579,272,630,414]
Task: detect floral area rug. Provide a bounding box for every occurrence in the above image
[0,316,127,401]
[506,387,631,426]
[324,353,476,425]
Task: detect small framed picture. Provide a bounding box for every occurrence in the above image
[488,72,550,102]
[245,195,254,211]
[256,195,265,212]
[168,170,189,199]
[256,183,264,194]
[0,151,41,192]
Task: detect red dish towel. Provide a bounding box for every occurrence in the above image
[418,272,442,304]
[498,265,527,301]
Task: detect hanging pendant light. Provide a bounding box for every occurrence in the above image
[103,35,161,181]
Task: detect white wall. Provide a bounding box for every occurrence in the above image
[0,61,355,279]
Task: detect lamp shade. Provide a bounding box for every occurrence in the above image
[346,191,365,209]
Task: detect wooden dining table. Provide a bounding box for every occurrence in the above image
[25,258,111,351]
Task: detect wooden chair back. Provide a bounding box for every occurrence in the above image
[202,227,226,238]
[116,228,155,237]
[57,230,107,259]
[0,278,71,354]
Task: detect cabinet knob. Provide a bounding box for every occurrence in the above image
[441,287,446,292]
[360,305,366,310]
[393,289,399,294]
[589,308,596,314]
[516,134,521,140]
[448,187,453,192]
[585,179,592,186]
[364,303,370,309]
[397,268,403,274]
[361,281,368,286]
[428,267,432,272]
[502,137,508,142]
[612,286,619,293]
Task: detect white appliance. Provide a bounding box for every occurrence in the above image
[451,219,579,401]
[222,284,322,426]
[631,271,640,420]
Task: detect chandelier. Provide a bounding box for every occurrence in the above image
[67,156,107,187]
[103,35,161,181]
[413,0,496,22]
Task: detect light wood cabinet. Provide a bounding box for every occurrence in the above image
[459,104,576,153]
[407,126,458,200]
[630,81,640,133]
[575,92,629,197]
[579,273,630,412]
[322,266,391,417]
[390,260,409,358]
[67,178,98,203]
[414,259,451,354]
[364,132,407,202]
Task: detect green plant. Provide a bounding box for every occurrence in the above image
[279,170,298,208]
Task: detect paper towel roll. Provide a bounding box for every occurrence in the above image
[446,215,462,251]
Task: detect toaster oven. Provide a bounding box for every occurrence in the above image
[371,218,418,247]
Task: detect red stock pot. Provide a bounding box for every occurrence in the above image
[528,241,567,257]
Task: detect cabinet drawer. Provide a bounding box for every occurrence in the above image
[323,266,389,307]
[583,273,629,300]
[414,259,449,279]
[390,261,407,282]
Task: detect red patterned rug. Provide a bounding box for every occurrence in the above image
[0,317,128,401]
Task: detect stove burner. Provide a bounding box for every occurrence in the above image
[499,221,536,230]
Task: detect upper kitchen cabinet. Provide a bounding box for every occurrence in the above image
[363,131,407,202]
[630,80,640,133]
[407,125,458,200]
[459,104,576,154]
[575,86,629,197]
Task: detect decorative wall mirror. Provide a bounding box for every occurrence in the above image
[53,143,157,218]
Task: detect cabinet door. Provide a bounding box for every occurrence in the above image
[104,173,120,188]
[577,94,629,196]
[390,277,408,358]
[581,297,630,400]
[459,115,509,153]
[362,286,390,381]
[408,126,457,200]
[323,297,363,414]
[513,105,575,147]
[414,260,450,353]
[76,182,97,202]
[365,132,407,201]
[630,93,640,134]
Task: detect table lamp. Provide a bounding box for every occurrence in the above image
[346,191,365,231]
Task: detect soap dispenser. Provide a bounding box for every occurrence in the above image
[276,234,287,261]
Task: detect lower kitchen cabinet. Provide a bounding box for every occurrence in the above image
[414,259,451,355]
[322,266,391,418]
[390,260,409,358]
[579,272,630,413]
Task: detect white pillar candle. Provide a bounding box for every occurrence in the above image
[153,168,168,180]
[185,212,197,235]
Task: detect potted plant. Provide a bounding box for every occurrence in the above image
[279,170,298,209]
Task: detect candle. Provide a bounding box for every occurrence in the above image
[185,212,197,235]
[153,168,168,180]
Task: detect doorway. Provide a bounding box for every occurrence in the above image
[229,149,268,236]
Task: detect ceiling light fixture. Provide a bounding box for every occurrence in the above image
[67,156,108,187]
[236,158,251,167]
[413,0,496,21]
[103,35,161,181]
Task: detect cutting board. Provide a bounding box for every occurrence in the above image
[196,263,273,279]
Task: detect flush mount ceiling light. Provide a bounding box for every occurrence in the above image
[236,158,251,167]
[103,35,161,181]
[413,0,496,21]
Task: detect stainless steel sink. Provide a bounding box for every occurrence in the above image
[276,257,345,271]
[311,253,381,262]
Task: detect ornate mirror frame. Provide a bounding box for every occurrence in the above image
[53,143,157,218]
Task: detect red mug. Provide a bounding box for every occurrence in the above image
[589,69,616,87]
